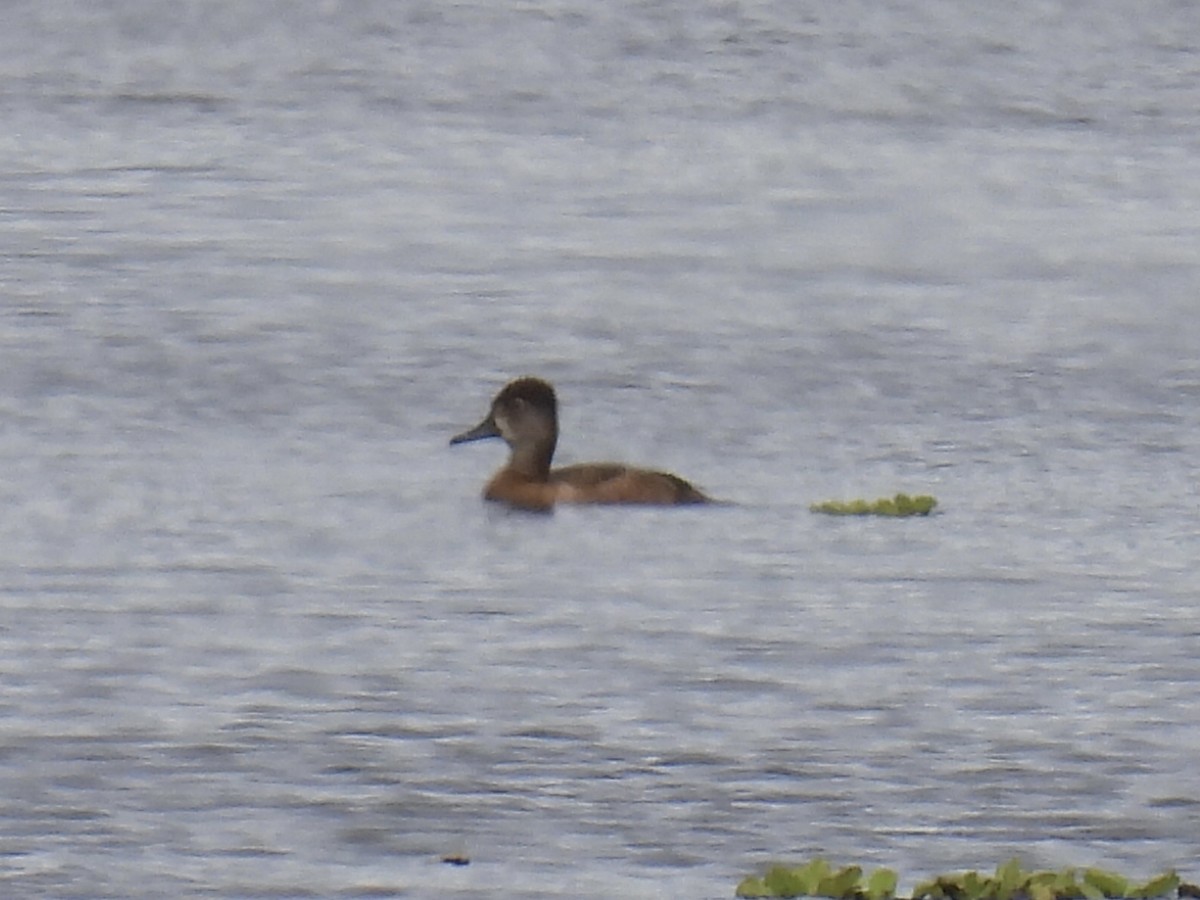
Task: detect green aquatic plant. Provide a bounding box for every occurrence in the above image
[736,860,897,900]
[809,493,937,517]
[736,859,1188,900]
[909,860,1180,900]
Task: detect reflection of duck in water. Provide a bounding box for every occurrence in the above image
[450,377,711,512]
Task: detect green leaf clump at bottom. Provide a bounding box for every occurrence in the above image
[736,861,897,900]
[739,859,1186,900]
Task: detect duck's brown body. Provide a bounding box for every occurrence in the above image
[451,377,710,512]
[484,461,708,511]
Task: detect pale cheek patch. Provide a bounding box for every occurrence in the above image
[494,413,515,442]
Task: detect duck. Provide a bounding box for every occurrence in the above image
[450,376,711,511]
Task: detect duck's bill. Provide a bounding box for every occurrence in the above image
[450,416,501,445]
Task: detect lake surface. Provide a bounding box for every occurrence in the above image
[1,1,1199,897]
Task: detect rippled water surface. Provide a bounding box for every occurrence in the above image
[2,1,1199,897]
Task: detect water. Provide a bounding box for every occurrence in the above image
[2,1,1199,897]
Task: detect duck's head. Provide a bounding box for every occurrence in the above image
[450,376,559,453]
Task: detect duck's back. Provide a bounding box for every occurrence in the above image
[551,463,709,505]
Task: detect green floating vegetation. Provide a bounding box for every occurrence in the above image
[810,493,937,517]
[736,859,896,900]
[736,859,1188,900]
[911,861,1182,900]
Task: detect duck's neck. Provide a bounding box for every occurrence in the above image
[507,439,556,481]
